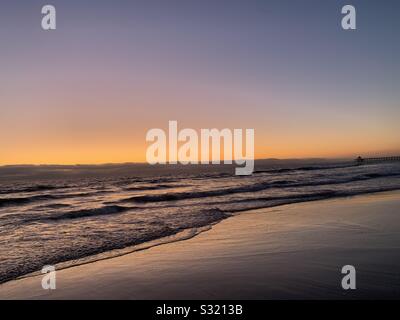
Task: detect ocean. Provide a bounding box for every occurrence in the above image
[1,159,400,284]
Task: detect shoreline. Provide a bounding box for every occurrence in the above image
[14,224,216,283]
[7,188,400,285]
[1,190,400,299]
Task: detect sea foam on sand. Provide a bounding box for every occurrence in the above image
[1,191,400,299]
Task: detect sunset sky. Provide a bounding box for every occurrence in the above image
[1,0,399,165]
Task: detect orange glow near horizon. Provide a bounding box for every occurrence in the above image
[2,128,399,166]
[1,2,399,166]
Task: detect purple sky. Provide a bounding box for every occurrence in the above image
[1,0,399,164]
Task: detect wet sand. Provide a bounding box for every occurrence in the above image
[1,191,400,299]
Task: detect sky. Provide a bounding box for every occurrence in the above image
[1,0,399,165]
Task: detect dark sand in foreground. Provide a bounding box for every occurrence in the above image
[1,191,400,299]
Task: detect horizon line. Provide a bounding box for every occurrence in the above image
[0,156,363,168]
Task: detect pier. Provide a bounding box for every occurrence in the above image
[355,156,400,165]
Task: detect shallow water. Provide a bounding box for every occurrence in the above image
[1,160,400,283]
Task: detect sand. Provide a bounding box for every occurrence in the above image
[1,191,400,299]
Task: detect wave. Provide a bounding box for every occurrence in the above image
[222,185,400,214]
[17,225,215,283]
[124,184,186,191]
[253,164,358,174]
[0,190,112,208]
[4,185,399,285]
[0,184,70,195]
[0,194,61,207]
[36,203,72,209]
[45,205,132,221]
[2,161,400,285]
[0,208,229,284]
[122,171,400,204]
[8,205,134,225]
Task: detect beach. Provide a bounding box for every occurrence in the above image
[0,190,399,300]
